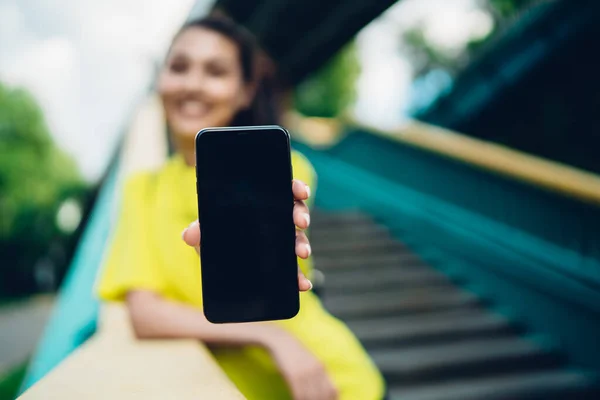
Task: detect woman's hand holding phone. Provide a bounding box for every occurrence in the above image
[182,179,338,399]
[182,179,313,292]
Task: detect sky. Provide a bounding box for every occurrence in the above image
[354,0,493,128]
[0,0,493,182]
[0,0,201,181]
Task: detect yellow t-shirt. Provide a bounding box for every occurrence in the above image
[97,151,385,400]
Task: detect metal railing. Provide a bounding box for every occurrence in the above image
[287,112,600,206]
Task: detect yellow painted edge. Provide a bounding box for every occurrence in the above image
[285,111,600,206]
[354,117,600,205]
[284,112,347,148]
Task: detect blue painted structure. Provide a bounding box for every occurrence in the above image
[293,130,600,372]
[20,125,600,391]
[19,164,119,392]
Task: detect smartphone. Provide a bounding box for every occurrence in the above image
[195,125,299,323]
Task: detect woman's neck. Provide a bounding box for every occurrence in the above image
[172,135,196,167]
[180,149,195,167]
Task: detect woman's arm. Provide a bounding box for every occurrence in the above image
[127,290,338,400]
[128,178,314,342]
[127,178,336,399]
[126,290,283,345]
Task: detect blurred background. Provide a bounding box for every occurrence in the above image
[2,0,600,399]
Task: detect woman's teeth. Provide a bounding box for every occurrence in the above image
[180,101,207,116]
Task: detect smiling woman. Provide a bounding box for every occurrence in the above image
[158,18,277,167]
[96,16,386,400]
[159,21,255,160]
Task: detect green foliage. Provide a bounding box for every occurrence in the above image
[488,0,537,17]
[401,0,537,79]
[293,42,360,118]
[402,24,480,78]
[0,361,27,400]
[0,82,87,295]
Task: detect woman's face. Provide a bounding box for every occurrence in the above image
[158,27,253,139]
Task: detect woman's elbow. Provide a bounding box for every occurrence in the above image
[129,316,156,339]
[126,291,162,339]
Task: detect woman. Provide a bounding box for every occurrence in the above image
[98,16,385,400]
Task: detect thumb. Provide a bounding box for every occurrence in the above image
[298,268,313,292]
[182,220,201,253]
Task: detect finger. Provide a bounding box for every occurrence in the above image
[182,220,200,253]
[293,200,310,230]
[305,373,326,400]
[294,374,314,400]
[291,382,307,400]
[285,375,307,400]
[324,379,339,400]
[330,386,340,400]
[298,268,312,292]
[292,179,310,201]
[313,372,337,400]
[295,230,311,259]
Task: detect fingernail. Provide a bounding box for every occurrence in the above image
[307,279,313,291]
[305,185,311,198]
[303,213,310,227]
[304,243,312,257]
[181,228,188,240]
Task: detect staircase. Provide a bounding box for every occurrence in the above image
[311,210,599,400]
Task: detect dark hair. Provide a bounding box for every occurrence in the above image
[173,16,279,126]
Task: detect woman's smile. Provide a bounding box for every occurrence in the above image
[177,98,210,119]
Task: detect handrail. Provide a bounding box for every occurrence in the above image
[18,303,245,399]
[18,95,245,398]
[19,96,170,393]
[286,111,600,206]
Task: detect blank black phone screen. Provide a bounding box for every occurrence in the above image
[195,126,299,323]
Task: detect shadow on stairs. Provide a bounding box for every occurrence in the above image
[311,209,600,400]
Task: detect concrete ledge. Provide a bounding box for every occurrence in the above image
[18,304,244,399]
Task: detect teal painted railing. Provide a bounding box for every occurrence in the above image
[21,120,600,391]
[19,163,120,392]
[293,129,600,371]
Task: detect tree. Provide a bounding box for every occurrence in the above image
[0,82,87,296]
[401,0,539,80]
[487,0,539,18]
[293,42,360,118]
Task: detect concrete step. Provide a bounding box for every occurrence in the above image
[315,252,423,270]
[310,223,390,242]
[347,309,513,348]
[310,210,596,400]
[371,337,561,384]
[324,266,454,293]
[390,369,600,400]
[324,287,480,319]
[312,237,408,256]
[311,211,374,228]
